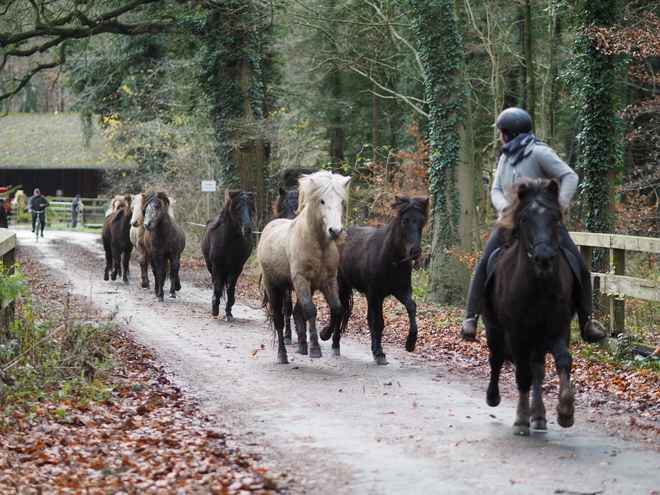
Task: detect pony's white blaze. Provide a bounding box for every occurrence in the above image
[130,194,143,227]
[143,202,158,231]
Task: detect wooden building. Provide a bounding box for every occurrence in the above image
[0,113,124,198]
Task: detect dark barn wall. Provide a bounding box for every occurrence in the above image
[0,169,102,198]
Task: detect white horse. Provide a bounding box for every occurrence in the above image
[258,170,350,364]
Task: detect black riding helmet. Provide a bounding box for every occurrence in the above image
[495,107,533,139]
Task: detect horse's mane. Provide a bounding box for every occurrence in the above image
[142,191,171,212]
[213,190,254,227]
[497,179,562,245]
[297,170,349,213]
[392,195,430,224]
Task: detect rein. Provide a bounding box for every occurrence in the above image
[392,254,418,266]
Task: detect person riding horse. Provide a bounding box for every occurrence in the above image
[460,107,607,344]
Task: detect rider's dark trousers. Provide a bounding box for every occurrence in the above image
[464,224,594,326]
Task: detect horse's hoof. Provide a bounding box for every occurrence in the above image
[284,337,292,345]
[405,334,417,352]
[297,344,308,355]
[211,305,219,317]
[111,273,117,281]
[277,354,289,364]
[104,274,109,281]
[175,281,182,291]
[142,283,150,290]
[486,394,501,407]
[156,296,164,302]
[309,347,322,359]
[331,347,340,356]
[531,419,548,432]
[374,355,388,365]
[123,279,129,285]
[319,326,332,341]
[557,410,574,428]
[169,293,176,298]
[513,424,530,436]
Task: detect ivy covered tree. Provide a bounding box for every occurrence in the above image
[406,0,476,304]
[193,1,278,224]
[569,0,623,254]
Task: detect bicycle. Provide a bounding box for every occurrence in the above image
[26,207,46,241]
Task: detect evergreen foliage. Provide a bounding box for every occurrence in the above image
[569,0,623,236]
[191,1,278,190]
[405,0,465,249]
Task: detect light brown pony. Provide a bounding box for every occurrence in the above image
[258,170,351,364]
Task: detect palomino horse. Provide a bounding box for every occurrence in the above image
[324,195,429,364]
[141,191,186,302]
[201,190,256,321]
[102,194,133,284]
[482,179,575,436]
[130,193,176,289]
[259,170,350,364]
[273,188,300,345]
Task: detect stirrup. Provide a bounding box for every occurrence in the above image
[583,318,607,343]
[460,318,478,342]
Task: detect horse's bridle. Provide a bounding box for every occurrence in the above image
[520,212,558,259]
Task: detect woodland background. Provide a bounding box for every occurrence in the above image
[2,0,660,305]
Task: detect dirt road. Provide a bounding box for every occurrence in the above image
[15,228,660,495]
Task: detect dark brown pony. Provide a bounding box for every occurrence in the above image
[273,188,299,344]
[142,191,186,302]
[482,179,575,436]
[102,194,133,284]
[201,190,256,321]
[322,195,429,364]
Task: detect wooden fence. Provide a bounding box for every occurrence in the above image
[11,197,109,228]
[570,231,660,337]
[0,229,16,329]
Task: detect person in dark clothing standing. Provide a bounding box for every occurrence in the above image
[28,188,49,237]
[71,194,83,228]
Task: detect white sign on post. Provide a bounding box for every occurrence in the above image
[201,180,217,192]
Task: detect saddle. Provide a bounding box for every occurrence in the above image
[484,245,581,290]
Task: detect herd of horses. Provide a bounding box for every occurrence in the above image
[101,171,577,436]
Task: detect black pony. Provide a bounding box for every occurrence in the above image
[482,179,575,436]
[321,195,429,365]
[274,188,299,344]
[274,187,299,221]
[142,191,186,301]
[201,190,256,321]
[102,194,133,284]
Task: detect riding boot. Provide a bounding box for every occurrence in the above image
[460,268,486,341]
[575,275,607,343]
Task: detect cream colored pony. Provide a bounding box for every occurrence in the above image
[258,170,350,364]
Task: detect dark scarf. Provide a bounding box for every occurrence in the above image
[501,132,540,166]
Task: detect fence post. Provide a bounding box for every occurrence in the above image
[611,247,626,337]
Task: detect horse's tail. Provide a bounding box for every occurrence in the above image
[338,290,353,334]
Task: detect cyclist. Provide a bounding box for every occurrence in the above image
[28,188,49,237]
